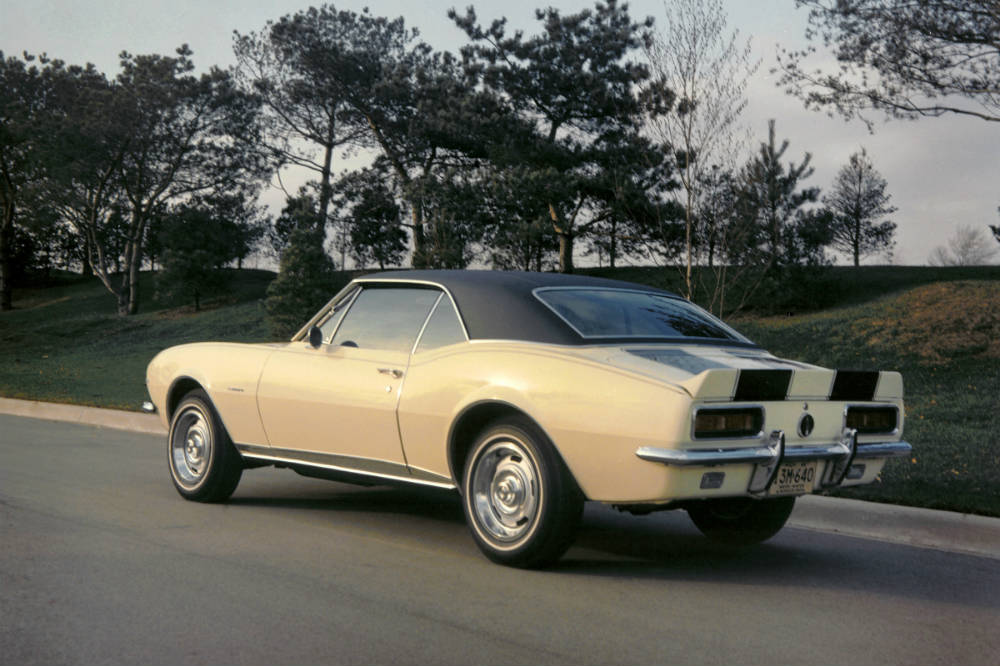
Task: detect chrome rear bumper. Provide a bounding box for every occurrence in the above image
[636,439,912,466]
[636,430,912,494]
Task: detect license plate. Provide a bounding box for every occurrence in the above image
[768,461,817,496]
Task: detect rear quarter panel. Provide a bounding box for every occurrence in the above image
[397,341,693,502]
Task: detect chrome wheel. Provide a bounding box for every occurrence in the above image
[167,389,242,502]
[461,417,583,568]
[470,438,541,542]
[170,405,213,488]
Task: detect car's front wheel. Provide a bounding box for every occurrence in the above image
[168,389,242,503]
[461,417,583,568]
[686,496,796,546]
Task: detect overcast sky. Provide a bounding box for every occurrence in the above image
[3,0,998,266]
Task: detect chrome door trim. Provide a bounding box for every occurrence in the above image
[235,443,457,490]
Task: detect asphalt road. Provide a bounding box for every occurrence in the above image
[2,414,997,666]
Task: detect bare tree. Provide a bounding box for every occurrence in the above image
[777,1,1000,128]
[645,0,759,298]
[823,149,897,266]
[928,224,999,266]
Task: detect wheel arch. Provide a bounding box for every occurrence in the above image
[166,376,206,422]
[446,400,580,497]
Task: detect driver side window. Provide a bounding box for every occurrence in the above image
[330,287,440,353]
[316,287,359,343]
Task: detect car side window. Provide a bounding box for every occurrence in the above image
[330,287,439,353]
[414,296,466,353]
[316,287,359,343]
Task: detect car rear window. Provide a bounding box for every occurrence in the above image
[534,288,751,343]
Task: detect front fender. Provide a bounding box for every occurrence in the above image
[146,342,279,446]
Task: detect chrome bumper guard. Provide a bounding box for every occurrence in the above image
[635,430,912,493]
[141,401,157,414]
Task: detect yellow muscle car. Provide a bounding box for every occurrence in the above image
[145,270,911,567]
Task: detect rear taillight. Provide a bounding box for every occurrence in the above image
[846,406,898,434]
[693,407,764,439]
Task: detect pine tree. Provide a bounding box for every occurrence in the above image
[265,226,347,338]
[823,150,897,266]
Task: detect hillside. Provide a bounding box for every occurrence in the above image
[735,280,1000,516]
[1,266,997,515]
[0,270,277,409]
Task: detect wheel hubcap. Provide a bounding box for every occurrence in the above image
[170,406,212,487]
[186,431,205,468]
[470,439,540,542]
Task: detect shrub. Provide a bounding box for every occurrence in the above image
[265,226,348,338]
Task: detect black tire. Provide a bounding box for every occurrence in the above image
[167,389,243,503]
[461,416,583,568]
[686,496,796,546]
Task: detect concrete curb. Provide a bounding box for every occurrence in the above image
[0,397,166,436]
[791,495,999,560]
[2,396,998,560]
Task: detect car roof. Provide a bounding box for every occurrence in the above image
[354,269,681,345]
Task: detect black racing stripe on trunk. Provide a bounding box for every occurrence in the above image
[733,369,792,401]
[830,370,879,401]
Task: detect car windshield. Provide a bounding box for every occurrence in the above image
[534,288,752,343]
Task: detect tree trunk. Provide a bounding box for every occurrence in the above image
[549,203,574,274]
[116,287,129,316]
[609,219,617,270]
[82,235,94,277]
[318,116,336,231]
[127,248,142,315]
[853,219,861,267]
[123,211,145,316]
[684,185,693,299]
[557,232,574,274]
[0,211,13,311]
[410,205,426,268]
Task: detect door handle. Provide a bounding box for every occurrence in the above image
[378,367,404,379]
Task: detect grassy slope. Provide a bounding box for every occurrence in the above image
[734,280,1000,517]
[0,270,276,409]
[2,266,997,515]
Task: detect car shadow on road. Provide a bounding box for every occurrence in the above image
[225,475,998,610]
[558,503,999,610]
[227,473,466,522]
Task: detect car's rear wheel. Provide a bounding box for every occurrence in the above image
[686,496,796,546]
[461,417,583,568]
[168,389,242,502]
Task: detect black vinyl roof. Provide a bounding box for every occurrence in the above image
[356,269,680,345]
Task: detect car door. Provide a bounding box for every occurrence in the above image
[256,285,440,475]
